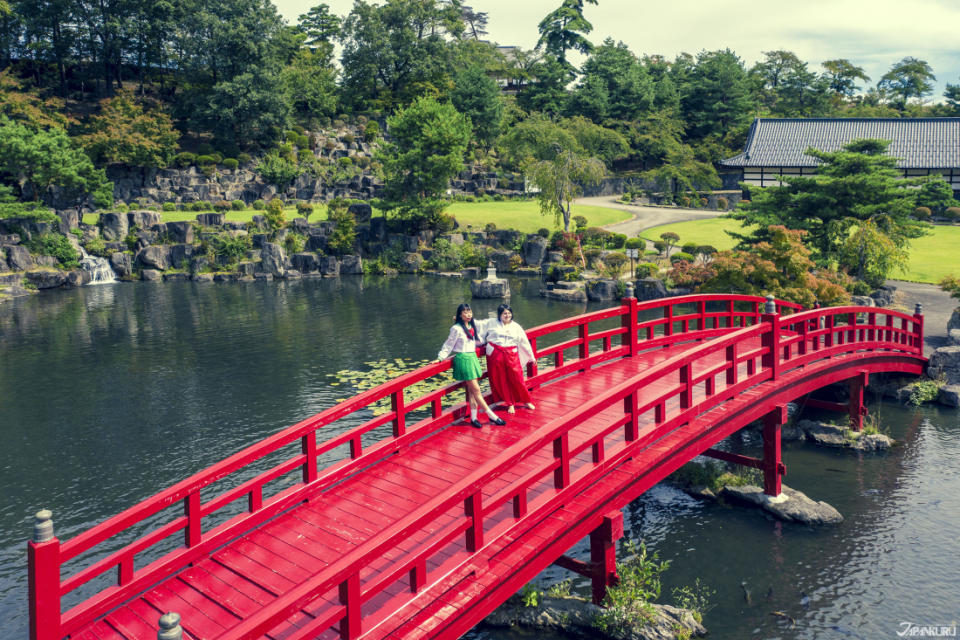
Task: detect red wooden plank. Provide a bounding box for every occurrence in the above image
[213,547,297,596]
[142,581,231,639]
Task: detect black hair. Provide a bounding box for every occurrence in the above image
[497,303,513,322]
[455,303,479,342]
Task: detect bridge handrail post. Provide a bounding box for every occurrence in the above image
[620,293,638,356]
[760,295,780,381]
[914,303,924,354]
[28,509,61,640]
[157,612,183,640]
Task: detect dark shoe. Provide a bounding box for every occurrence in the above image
[491,417,506,426]
[470,419,483,429]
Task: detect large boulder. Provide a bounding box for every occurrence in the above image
[291,252,320,273]
[939,385,960,407]
[586,279,620,301]
[141,269,162,281]
[928,346,960,384]
[722,484,843,526]
[5,245,34,271]
[635,277,668,301]
[400,252,423,273]
[57,209,80,234]
[127,210,162,229]
[440,233,464,246]
[195,213,225,227]
[521,235,548,267]
[110,252,133,277]
[25,269,67,289]
[136,245,170,270]
[320,255,340,276]
[165,221,194,244]
[259,242,286,277]
[99,212,129,241]
[488,250,514,273]
[471,277,510,298]
[348,202,372,223]
[948,308,960,333]
[168,244,195,269]
[0,250,7,272]
[340,254,363,274]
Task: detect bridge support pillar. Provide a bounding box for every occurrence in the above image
[552,510,624,605]
[763,405,788,497]
[589,510,623,605]
[848,370,869,432]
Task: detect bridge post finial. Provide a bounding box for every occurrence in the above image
[915,303,923,316]
[764,294,777,315]
[625,283,634,299]
[158,612,183,640]
[33,509,54,543]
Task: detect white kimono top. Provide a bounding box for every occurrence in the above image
[437,320,488,360]
[483,321,535,368]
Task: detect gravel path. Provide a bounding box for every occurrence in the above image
[576,195,722,237]
[889,280,955,354]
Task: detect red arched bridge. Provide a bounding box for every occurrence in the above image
[28,293,926,640]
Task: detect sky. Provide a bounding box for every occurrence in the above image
[271,0,960,100]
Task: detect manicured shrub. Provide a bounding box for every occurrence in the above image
[296,135,310,149]
[363,120,380,141]
[356,155,371,168]
[625,237,644,250]
[679,195,691,207]
[635,262,659,278]
[338,156,353,167]
[670,251,695,264]
[947,207,960,221]
[196,142,215,155]
[573,215,588,231]
[609,233,627,249]
[196,154,216,166]
[537,228,550,238]
[324,139,337,151]
[700,197,709,207]
[253,199,266,210]
[682,242,699,255]
[173,152,196,167]
[296,201,315,216]
[716,196,728,210]
[222,158,239,170]
[191,201,210,211]
[231,200,246,211]
[213,200,231,212]
[342,133,355,145]
[484,222,497,233]
[210,152,224,164]
[162,202,177,211]
[237,153,252,165]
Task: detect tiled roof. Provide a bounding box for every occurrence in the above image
[721,118,960,168]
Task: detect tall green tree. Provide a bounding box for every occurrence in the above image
[822,59,870,97]
[281,48,339,124]
[298,3,341,50]
[515,53,570,115]
[535,0,598,72]
[78,91,179,167]
[731,139,927,269]
[526,143,604,231]
[680,49,754,142]
[0,116,112,206]
[339,0,461,111]
[451,65,504,146]
[573,38,653,121]
[878,56,935,106]
[378,96,470,226]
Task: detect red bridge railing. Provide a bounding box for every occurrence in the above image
[30,294,921,640]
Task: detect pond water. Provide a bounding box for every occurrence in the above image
[1,277,957,639]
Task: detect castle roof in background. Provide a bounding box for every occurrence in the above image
[721,118,960,169]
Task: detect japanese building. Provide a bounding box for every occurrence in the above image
[720,118,960,193]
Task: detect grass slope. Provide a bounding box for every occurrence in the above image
[84,200,630,235]
[641,217,960,285]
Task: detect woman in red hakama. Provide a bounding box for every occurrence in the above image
[483,304,536,414]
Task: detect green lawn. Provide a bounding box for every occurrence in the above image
[82,200,627,235]
[641,217,960,285]
[446,200,630,234]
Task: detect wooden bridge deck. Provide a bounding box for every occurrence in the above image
[73,340,702,640]
[30,295,927,640]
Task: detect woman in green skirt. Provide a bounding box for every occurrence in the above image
[437,303,507,429]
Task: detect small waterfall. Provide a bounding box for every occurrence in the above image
[78,247,118,284]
